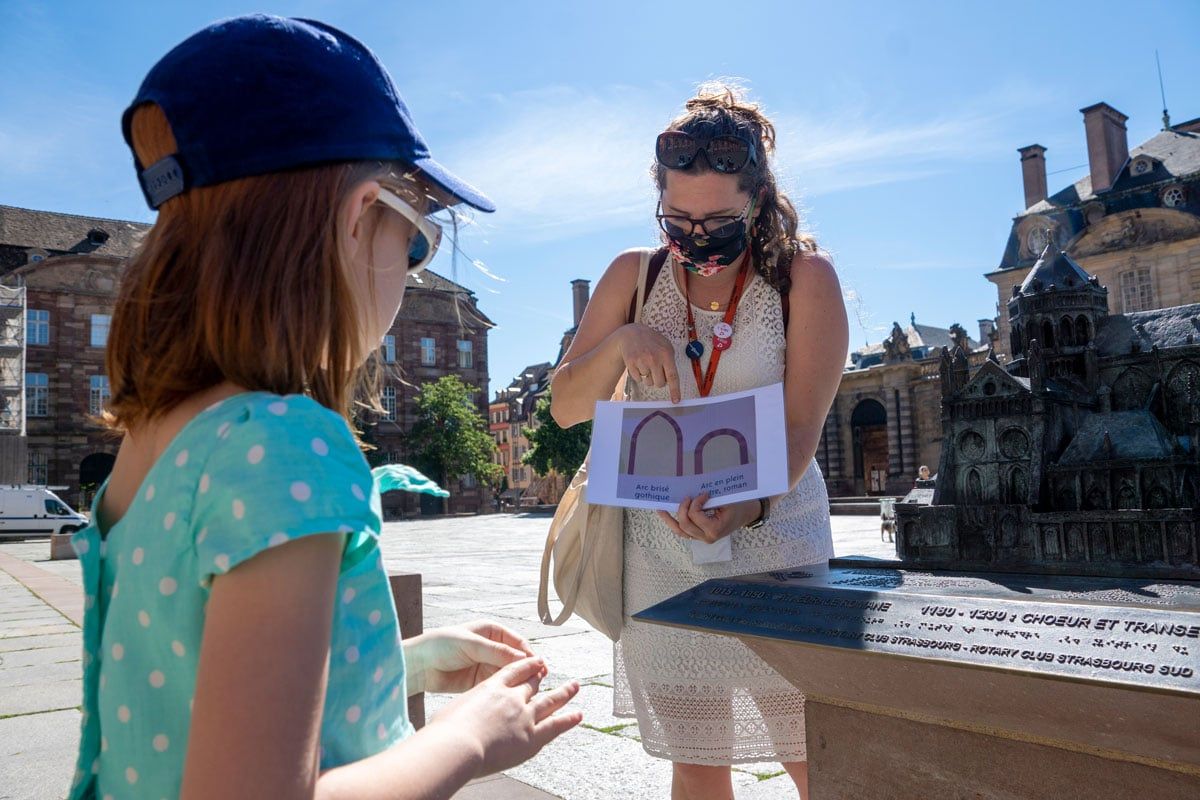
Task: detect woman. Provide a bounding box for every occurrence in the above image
[70,15,579,800]
[551,84,848,799]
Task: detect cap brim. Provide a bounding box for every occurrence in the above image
[411,156,495,213]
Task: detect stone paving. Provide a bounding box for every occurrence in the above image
[0,513,890,799]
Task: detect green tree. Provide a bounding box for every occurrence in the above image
[523,391,591,478]
[406,375,504,512]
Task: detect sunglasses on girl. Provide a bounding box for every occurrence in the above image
[376,187,443,274]
[655,131,758,174]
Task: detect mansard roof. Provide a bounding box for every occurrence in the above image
[1020,129,1200,218]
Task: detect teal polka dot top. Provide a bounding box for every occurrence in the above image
[68,392,413,799]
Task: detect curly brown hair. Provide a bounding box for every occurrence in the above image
[653,83,818,294]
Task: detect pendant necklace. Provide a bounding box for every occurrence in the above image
[683,252,752,397]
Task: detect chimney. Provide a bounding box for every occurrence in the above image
[570,279,590,329]
[977,318,996,345]
[1080,102,1129,194]
[1017,145,1048,209]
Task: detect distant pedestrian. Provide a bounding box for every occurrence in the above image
[68,15,578,800]
[551,83,849,800]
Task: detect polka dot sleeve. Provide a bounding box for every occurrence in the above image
[192,395,379,584]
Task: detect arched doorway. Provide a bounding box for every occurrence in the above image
[79,452,116,509]
[851,399,888,495]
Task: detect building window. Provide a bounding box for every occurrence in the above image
[1119,267,1154,313]
[27,309,49,346]
[381,335,396,364]
[26,373,48,417]
[457,339,473,369]
[90,314,111,348]
[420,337,436,366]
[381,385,397,421]
[28,450,48,485]
[1162,186,1186,209]
[461,473,477,489]
[89,375,111,416]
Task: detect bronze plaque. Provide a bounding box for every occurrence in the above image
[633,565,1200,695]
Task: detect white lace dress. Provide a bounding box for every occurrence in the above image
[613,257,835,765]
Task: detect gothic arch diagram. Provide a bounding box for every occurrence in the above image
[693,428,750,474]
[626,411,684,476]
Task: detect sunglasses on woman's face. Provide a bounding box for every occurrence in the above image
[656,196,754,239]
[375,187,443,274]
[655,131,758,174]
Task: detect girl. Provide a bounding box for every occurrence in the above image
[70,15,579,800]
[551,84,848,800]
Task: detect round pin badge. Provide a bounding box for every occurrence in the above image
[685,340,705,360]
[713,336,731,352]
[713,322,733,339]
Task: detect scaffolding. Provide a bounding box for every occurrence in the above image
[0,281,27,483]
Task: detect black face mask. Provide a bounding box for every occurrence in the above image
[667,225,749,276]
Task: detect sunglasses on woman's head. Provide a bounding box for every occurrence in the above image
[655,131,758,174]
[375,187,443,274]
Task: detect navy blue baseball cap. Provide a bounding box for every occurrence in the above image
[121,14,494,212]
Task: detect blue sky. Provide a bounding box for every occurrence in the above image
[3,1,1199,397]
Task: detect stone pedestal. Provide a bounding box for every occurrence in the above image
[388,571,425,729]
[49,532,77,560]
[635,564,1200,799]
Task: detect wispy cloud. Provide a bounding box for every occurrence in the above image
[439,83,1041,245]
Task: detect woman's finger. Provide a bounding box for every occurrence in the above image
[530,680,580,721]
[674,498,703,539]
[664,366,682,404]
[646,362,668,389]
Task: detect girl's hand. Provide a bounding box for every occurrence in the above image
[656,494,759,544]
[431,656,583,777]
[616,324,681,402]
[406,621,535,694]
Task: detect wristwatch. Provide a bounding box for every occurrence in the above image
[746,497,771,530]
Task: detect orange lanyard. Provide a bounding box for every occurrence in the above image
[683,253,751,398]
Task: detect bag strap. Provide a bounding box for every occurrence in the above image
[537,483,595,625]
[627,246,668,325]
[538,251,654,627]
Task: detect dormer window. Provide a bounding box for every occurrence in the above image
[1026,227,1050,257]
[1130,156,1155,176]
[1162,185,1186,208]
[86,228,110,246]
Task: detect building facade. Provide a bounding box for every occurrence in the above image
[0,204,493,515]
[490,362,553,506]
[988,104,1200,361]
[342,271,494,518]
[819,103,1200,501]
[815,318,988,498]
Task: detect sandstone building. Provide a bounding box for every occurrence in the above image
[0,204,492,515]
[817,103,1200,500]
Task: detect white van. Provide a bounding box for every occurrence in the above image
[0,486,88,538]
